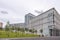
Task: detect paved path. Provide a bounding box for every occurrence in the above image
[0,36,60,40]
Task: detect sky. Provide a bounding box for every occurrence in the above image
[0,0,60,24]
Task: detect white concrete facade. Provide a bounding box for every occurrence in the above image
[28,8,60,36]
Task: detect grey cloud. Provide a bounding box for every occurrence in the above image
[0,0,60,23]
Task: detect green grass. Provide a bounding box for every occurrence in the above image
[0,30,39,38]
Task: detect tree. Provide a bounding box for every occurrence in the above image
[40,29,43,33]
[5,21,10,31]
[20,28,25,32]
[34,30,37,33]
[15,27,21,31]
[11,26,15,30]
[40,29,44,37]
[29,29,33,33]
[0,27,3,30]
[29,29,36,33]
[24,28,29,31]
[5,21,10,37]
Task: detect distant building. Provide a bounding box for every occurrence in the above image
[10,23,25,28]
[0,22,3,28]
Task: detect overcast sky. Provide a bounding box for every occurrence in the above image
[0,0,60,24]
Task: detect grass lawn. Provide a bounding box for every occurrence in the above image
[0,30,39,38]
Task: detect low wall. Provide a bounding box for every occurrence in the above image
[0,36,60,40]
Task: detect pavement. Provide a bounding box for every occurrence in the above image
[0,36,60,40]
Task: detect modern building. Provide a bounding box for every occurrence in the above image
[25,13,35,28]
[10,8,60,36]
[28,8,60,36]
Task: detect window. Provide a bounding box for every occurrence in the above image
[48,25,52,29]
[49,29,52,36]
[48,13,53,17]
[48,13,53,22]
